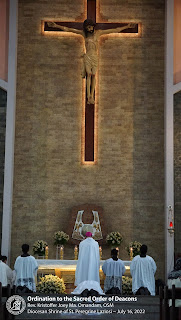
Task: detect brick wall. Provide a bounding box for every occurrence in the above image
[11,0,165,278]
[174,91,181,255]
[0,87,7,248]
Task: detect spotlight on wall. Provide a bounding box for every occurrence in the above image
[167,205,174,236]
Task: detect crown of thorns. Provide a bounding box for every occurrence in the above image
[83,19,96,29]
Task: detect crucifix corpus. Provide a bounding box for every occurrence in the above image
[44,0,139,162]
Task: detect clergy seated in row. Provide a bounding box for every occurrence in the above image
[130,244,157,296]
[72,232,104,295]
[0,255,14,290]
[102,249,125,294]
[14,244,38,293]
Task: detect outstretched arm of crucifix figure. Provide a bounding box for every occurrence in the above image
[47,21,84,36]
[96,23,136,37]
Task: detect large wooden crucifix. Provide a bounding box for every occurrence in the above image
[43,0,140,163]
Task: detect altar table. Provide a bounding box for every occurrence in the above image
[37,260,131,293]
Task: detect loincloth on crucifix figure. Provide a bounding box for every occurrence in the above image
[47,20,135,105]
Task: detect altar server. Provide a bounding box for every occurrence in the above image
[14,244,38,292]
[75,232,100,286]
[130,244,157,296]
[102,248,125,293]
[0,256,14,287]
[0,259,9,287]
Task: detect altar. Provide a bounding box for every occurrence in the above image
[37,260,131,293]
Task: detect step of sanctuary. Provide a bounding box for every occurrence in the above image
[15,294,160,320]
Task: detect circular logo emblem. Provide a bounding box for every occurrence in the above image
[6,295,26,315]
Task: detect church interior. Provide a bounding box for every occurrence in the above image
[0,0,181,290]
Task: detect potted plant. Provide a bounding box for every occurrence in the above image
[106,231,123,248]
[53,231,69,259]
[122,276,132,295]
[126,241,142,258]
[53,231,69,245]
[33,240,48,258]
[37,275,66,294]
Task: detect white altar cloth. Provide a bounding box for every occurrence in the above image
[36,260,131,272]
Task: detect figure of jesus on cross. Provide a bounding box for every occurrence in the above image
[45,0,139,162]
[48,20,135,105]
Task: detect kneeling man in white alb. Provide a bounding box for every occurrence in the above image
[130,244,157,296]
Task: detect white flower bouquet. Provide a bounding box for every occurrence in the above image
[122,276,132,295]
[33,240,48,256]
[106,231,123,246]
[37,275,66,294]
[53,231,69,245]
[126,241,142,258]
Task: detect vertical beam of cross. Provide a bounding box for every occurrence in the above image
[85,0,96,162]
[43,0,139,163]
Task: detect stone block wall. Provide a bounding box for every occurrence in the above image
[0,87,7,248]
[174,91,181,255]
[11,0,165,278]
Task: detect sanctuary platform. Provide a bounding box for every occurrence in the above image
[37,260,131,293]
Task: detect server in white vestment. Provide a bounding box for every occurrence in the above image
[0,259,9,287]
[1,256,14,287]
[72,232,103,295]
[102,248,125,294]
[14,244,38,292]
[130,244,157,296]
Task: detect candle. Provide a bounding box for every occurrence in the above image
[130,247,133,260]
[60,245,64,260]
[99,246,102,260]
[74,245,78,260]
[45,246,49,259]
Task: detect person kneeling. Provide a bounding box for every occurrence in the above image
[130,244,157,296]
[102,249,125,294]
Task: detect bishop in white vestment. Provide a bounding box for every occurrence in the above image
[130,244,157,296]
[75,232,100,286]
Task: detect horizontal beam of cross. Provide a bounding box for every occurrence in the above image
[44,22,139,33]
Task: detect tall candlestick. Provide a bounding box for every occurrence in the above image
[130,247,133,260]
[99,246,102,260]
[60,245,64,260]
[74,245,78,260]
[45,246,49,259]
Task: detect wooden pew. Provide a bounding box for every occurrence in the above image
[0,282,16,320]
[2,283,11,298]
[161,285,181,320]
[0,282,6,320]
[159,285,164,320]
[169,285,181,320]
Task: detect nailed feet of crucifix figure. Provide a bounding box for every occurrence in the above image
[47,20,136,105]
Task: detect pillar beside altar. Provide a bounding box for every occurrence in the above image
[36,260,131,293]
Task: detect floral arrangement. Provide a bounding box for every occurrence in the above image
[126,241,142,258]
[122,276,132,295]
[37,275,66,294]
[32,240,48,256]
[53,231,69,245]
[106,231,123,246]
